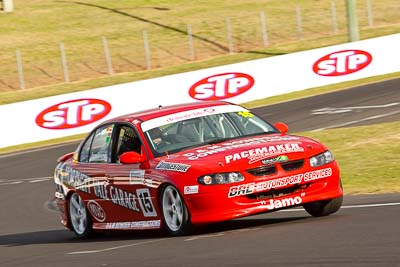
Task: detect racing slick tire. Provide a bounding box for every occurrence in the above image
[68,192,93,238]
[303,195,343,217]
[161,184,194,236]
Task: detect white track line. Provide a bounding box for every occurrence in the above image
[312,109,400,131]
[66,239,165,255]
[282,202,400,212]
[65,201,400,255]
[311,102,399,115]
[0,176,52,186]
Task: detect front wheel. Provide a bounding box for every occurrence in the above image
[303,195,343,217]
[68,192,93,238]
[161,185,193,236]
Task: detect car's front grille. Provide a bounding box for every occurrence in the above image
[246,184,309,200]
[246,159,304,177]
[281,159,304,171]
[246,165,277,176]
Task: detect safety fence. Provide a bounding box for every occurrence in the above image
[0,0,399,92]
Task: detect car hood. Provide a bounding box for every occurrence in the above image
[160,134,327,171]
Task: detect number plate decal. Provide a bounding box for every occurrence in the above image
[136,188,157,217]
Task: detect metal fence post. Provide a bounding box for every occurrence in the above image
[296,5,303,39]
[226,17,234,54]
[331,0,338,34]
[187,24,195,61]
[15,49,25,90]
[59,43,70,82]
[2,0,14,12]
[143,31,151,70]
[366,0,374,27]
[260,11,269,47]
[102,36,114,75]
[346,0,360,42]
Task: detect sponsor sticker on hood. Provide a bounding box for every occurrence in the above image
[180,135,302,162]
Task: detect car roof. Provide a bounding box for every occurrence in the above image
[105,101,234,124]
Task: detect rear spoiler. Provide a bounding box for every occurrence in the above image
[57,152,74,163]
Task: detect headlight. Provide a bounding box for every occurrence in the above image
[198,172,244,185]
[309,150,334,167]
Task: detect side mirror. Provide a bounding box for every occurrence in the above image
[120,151,146,164]
[274,122,289,135]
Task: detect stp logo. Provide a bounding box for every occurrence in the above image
[313,50,372,76]
[36,99,112,129]
[189,73,254,100]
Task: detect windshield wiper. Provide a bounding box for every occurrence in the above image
[203,137,235,145]
[241,131,279,138]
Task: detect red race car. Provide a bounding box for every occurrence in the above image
[54,101,343,238]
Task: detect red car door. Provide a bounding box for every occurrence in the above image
[103,124,160,230]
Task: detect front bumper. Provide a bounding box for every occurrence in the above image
[185,165,343,225]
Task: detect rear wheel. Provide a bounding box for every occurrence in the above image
[303,195,343,217]
[161,185,193,236]
[68,192,93,238]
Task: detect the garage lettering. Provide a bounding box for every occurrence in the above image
[92,181,140,212]
[110,186,140,212]
[225,143,304,164]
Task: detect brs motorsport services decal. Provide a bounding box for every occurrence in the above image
[228,168,332,198]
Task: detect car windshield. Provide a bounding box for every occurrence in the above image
[141,105,278,157]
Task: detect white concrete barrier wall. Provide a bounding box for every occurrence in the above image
[1,34,399,148]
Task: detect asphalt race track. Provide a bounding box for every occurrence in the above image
[0,78,399,267]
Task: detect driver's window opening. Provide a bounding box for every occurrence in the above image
[116,126,141,162]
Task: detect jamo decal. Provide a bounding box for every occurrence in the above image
[313,50,372,76]
[189,73,254,100]
[36,99,112,129]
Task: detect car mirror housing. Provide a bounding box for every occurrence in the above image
[274,122,289,134]
[120,151,146,164]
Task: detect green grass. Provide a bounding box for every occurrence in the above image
[301,121,400,194]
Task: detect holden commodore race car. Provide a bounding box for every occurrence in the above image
[54,101,343,238]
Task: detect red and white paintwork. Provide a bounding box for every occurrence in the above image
[54,101,342,236]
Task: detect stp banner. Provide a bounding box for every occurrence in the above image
[0,34,399,148]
